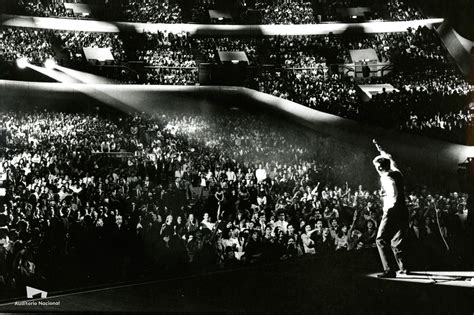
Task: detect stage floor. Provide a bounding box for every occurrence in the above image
[0,252,472,313]
[366,271,474,287]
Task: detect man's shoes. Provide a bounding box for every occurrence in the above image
[377,270,397,278]
[397,269,409,276]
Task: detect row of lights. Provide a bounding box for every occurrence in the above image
[16,57,57,70]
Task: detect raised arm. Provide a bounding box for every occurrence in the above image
[311,182,320,195]
[372,139,399,172]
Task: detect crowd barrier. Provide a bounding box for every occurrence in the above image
[0,80,471,188]
[1,14,443,35]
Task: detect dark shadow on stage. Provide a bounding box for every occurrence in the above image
[0,248,472,313]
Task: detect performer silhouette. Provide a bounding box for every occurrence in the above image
[372,140,409,278]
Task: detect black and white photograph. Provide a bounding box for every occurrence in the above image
[0,0,473,313]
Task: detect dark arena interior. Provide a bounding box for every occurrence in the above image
[0,0,473,313]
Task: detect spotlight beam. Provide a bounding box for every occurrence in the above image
[54,65,116,84]
[27,64,83,83]
[16,60,113,84]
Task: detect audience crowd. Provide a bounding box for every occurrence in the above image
[13,0,182,22]
[253,70,360,118]
[0,107,469,296]
[122,0,183,23]
[255,0,317,24]
[386,0,424,21]
[254,67,472,142]
[11,0,425,24]
[0,25,471,142]
[0,27,55,65]
[193,36,260,65]
[144,68,198,85]
[15,0,69,18]
[136,31,196,68]
[315,0,424,22]
[56,30,126,64]
[365,70,472,142]
[0,25,451,72]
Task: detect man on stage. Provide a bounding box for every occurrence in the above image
[372,140,409,278]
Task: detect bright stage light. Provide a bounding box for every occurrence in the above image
[44,58,57,70]
[16,57,29,69]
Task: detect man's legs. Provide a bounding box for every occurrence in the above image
[391,227,408,272]
[376,214,396,274]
